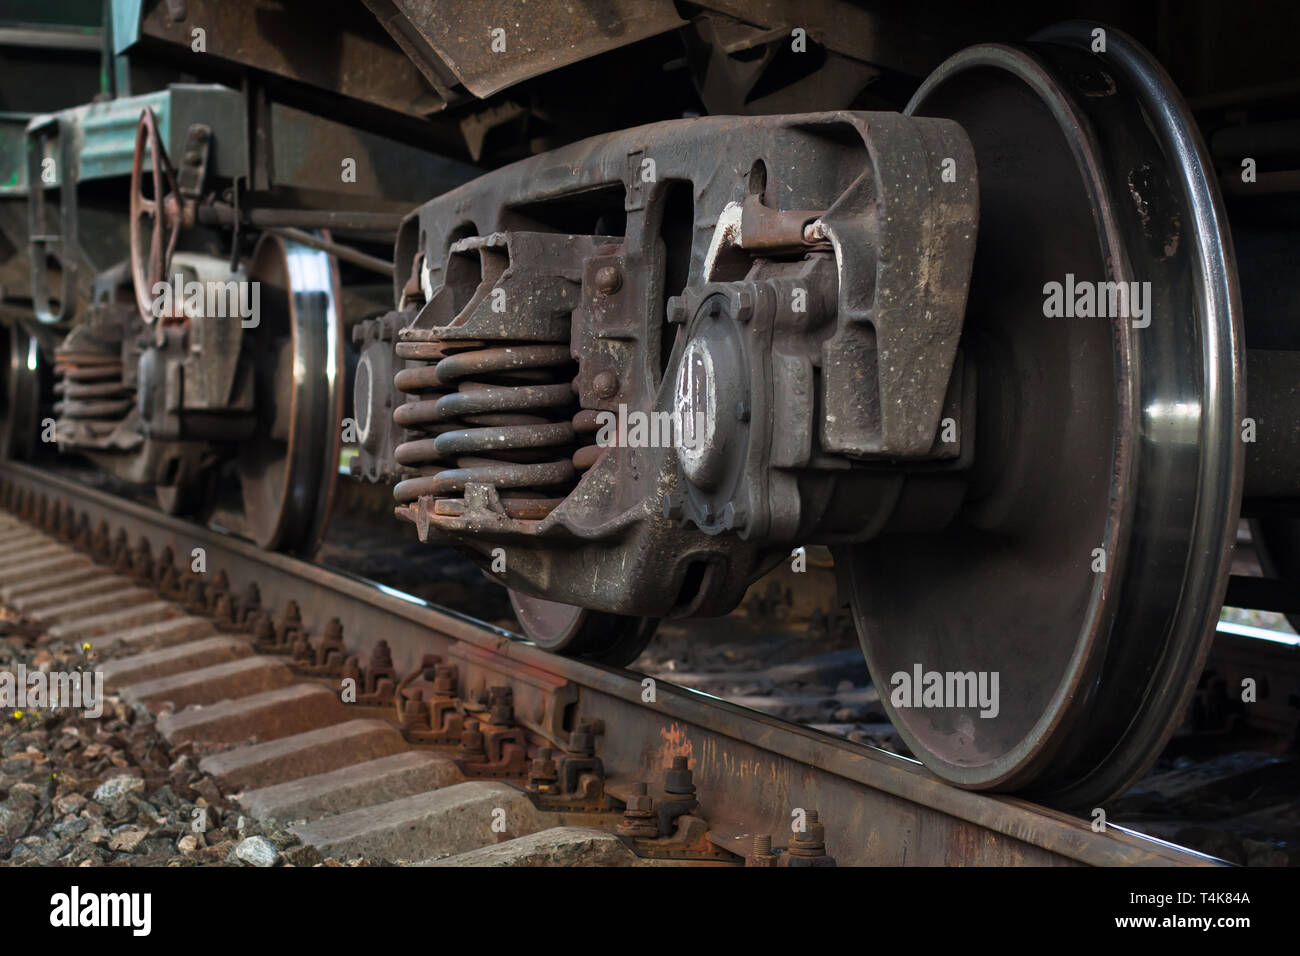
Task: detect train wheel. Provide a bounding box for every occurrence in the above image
[839,24,1244,808]
[508,589,658,667]
[153,462,221,517]
[236,234,343,557]
[0,323,40,460]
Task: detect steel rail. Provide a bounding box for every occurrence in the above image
[0,460,1217,867]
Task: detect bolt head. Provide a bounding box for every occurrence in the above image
[735,288,754,322]
[803,220,827,242]
[594,265,622,295]
[592,371,619,399]
[666,296,688,324]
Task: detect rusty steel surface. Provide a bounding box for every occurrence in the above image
[133,0,445,117]
[0,459,1217,867]
[367,0,686,100]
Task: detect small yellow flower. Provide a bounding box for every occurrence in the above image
[81,642,91,653]
[12,710,22,720]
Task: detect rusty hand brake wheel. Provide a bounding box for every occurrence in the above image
[130,107,183,323]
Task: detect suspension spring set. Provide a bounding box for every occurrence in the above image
[391,341,581,519]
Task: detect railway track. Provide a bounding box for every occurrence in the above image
[0,460,1215,866]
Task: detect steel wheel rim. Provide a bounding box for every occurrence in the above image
[508,588,658,665]
[842,25,1243,807]
[509,590,590,650]
[1,324,39,460]
[237,234,343,556]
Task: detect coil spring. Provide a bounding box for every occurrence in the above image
[392,343,579,517]
[53,349,132,439]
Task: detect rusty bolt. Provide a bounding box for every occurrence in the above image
[789,809,827,856]
[568,728,595,757]
[457,719,487,761]
[592,371,619,399]
[663,492,684,521]
[594,265,622,295]
[369,640,393,670]
[748,833,778,867]
[619,781,658,837]
[664,756,695,796]
[433,665,458,696]
[802,220,828,243]
[529,747,559,791]
[625,781,653,815]
[159,564,180,596]
[213,593,235,628]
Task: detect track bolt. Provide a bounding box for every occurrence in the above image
[619,781,658,837]
[664,756,696,796]
[594,265,622,295]
[488,686,514,725]
[210,569,230,599]
[252,614,274,644]
[457,719,487,762]
[185,578,206,611]
[568,727,596,758]
[433,665,458,696]
[159,564,180,597]
[213,593,236,630]
[111,529,130,570]
[239,581,261,622]
[786,809,835,866]
[663,492,684,521]
[528,747,559,792]
[592,370,619,399]
[802,220,828,243]
[368,640,394,674]
[747,833,778,867]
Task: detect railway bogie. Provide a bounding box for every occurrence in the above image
[3,1,1300,809]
